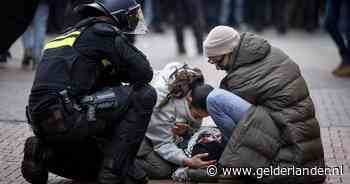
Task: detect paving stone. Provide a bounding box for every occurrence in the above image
[0,121,348,184]
[311,89,350,127]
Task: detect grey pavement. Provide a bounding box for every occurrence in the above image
[1,28,350,183]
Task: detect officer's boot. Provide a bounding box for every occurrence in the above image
[98,157,122,184]
[97,139,123,184]
[98,135,149,184]
[99,159,148,184]
[124,160,148,184]
[21,136,49,184]
[124,174,148,184]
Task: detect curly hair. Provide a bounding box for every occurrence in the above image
[157,64,204,109]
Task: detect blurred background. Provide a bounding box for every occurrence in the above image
[49,0,327,35]
[0,0,347,68]
[2,0,349,72]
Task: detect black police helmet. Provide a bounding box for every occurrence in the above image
[75,0,147,34]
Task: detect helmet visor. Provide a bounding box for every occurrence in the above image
[124,7,148,35]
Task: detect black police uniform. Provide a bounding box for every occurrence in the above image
[26,17,157,183]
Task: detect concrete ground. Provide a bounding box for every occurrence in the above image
[0,28,349,184]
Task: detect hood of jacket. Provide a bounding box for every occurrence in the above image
[229,32,271,71]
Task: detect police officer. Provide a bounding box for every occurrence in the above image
[21,0,157,184]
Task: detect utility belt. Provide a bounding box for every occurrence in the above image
[26,87,130,137]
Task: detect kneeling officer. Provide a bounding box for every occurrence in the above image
[21,0,157,183]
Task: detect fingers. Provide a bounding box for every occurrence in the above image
[175,123,190,129]
[203,160,216,166]
[172,127,186,135]
[171,127,178,134]
[194,153,209,159]
[198,137,205,143]
[198,137,209,144]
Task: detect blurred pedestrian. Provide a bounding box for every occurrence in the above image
[325,0,350,77]
[152,0,165,33]
[268,0,289,34]
[172,0,204,55]
[304,0,321,32]
[21,0,50,69]
[202,0,222,32]
[0,51,11,66]
[243,0,268,32]
[289,0,320,32]
[220,0,240,28]
[143,0,164,33]
[1,0,38,55]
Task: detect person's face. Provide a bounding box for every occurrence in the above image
[187,96,209,120]
[189,105,209,120]
[207,53,232,71]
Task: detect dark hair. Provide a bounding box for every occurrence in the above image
[190,84,214,111]
[192,141,225,161]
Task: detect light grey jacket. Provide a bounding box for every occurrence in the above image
[145,62,202,165]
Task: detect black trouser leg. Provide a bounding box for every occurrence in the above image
[175,24,185,54]
[192,23,203,54]
[271,0,289,34]
[187,0,204,54]
[98,85,157,184]
[325,0,348,63]
[343,1,350,65]
[304,0,319,32]
[152,0,163,28]
[174,0,186,54]
[251,0,266,32]
[111,85,156,177]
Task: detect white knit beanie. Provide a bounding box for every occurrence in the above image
[203,26,240,57]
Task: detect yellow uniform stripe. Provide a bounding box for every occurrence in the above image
[55,31,81,40]
[101,59,112,67]
[43,31,111,68]
[44,31,81,50]
[44,37,77,50]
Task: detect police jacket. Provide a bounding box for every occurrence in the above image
[29,17,153,113]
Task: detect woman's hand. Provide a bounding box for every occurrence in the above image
[183,153,216,168]
[171,122,190,136]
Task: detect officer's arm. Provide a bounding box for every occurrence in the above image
[113,36,153,85]
[91,23,153,85]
